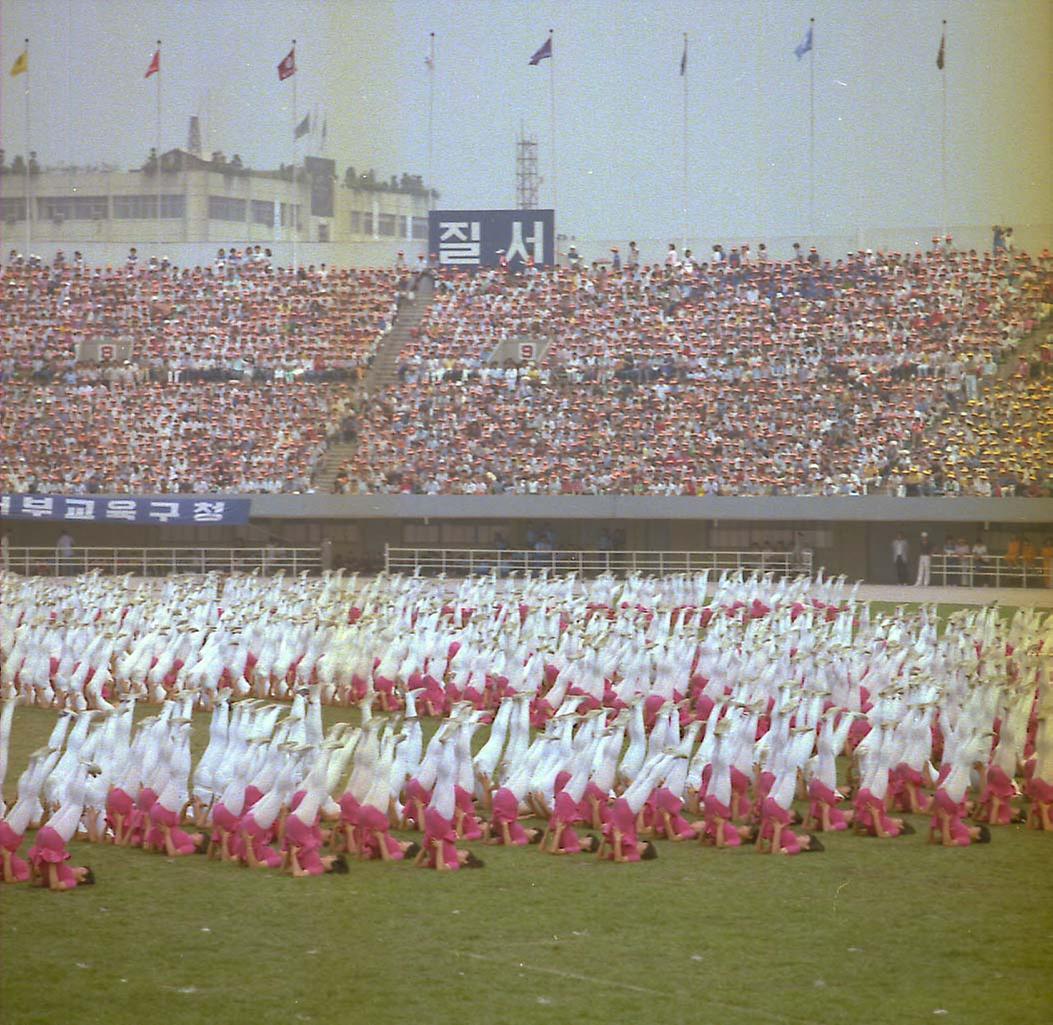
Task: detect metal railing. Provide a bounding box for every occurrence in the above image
[384,546,813,578]
[926,553,1051,589]
[2,547,322,577]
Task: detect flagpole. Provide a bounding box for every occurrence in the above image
[291,39,298,273]
[548,29,556,228]
[156,40,163,246]
[427,32,435,212]
[23,39,31,256]
[808,17,815,235]
[682,32,688,253]
[66,2,73,166]
[940,19,947,236]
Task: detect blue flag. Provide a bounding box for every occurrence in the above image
[529,35,552,65]
[795,25,813,60]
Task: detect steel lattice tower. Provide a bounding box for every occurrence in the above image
[516,128,540,210]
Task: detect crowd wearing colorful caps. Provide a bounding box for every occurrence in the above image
[0,248,405,494]
[1,248,402,381]
[333,243,1052,495]
[0,380,360,494]
[0,243,1050,497]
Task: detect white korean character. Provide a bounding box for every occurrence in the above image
[0,495,9,517]
[105,499,138,521]
[438,221,481,265]
[147,500,181,523]
[20,496,54,518]
[504,220,545,265]
[193,502,226,523]
[63,498,97,521]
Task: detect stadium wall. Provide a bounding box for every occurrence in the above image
[6,497,1051,584]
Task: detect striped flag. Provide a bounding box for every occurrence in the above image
[278,46,296,81]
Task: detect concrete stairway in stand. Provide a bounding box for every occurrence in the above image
[312,275,434,492]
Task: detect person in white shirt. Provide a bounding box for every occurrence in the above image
[915,531,933,586]
[970,537,989,585]
[892,532,909,584]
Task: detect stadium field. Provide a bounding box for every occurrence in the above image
[3,691,1050,1025]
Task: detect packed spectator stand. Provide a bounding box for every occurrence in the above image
[338,242,1052,496]
[1,248,401,493]
[0,240,1050,497]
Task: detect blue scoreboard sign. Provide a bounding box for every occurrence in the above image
[429,209,555,269]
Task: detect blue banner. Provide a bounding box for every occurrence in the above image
[429,209,555,269]
[0,495,251,525]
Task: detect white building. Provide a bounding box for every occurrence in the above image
[0,149,432,252]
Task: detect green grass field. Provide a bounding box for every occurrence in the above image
[2,704,1051,1025]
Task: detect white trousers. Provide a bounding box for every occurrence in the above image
[915,554,931,586]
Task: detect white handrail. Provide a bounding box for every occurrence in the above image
[927,553,1048,589]
[384,546,814,578]
[2,547,322,577]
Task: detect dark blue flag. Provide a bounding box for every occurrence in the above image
[795,25,813,60]
[529,35,552,65]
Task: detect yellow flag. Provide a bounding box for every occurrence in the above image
[10,49,28,77]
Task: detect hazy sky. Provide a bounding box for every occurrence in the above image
[1,0,1050,242]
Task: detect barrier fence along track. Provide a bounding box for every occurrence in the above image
[385,548,1051,587]
[927,553,1051,589]
[3,547,1046,587]
[2,547,322,577]
[384,547,815,579]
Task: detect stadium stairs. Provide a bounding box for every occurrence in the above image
[997,315,1051,380]
[313,274,435,492]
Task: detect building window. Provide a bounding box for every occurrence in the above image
[114,195,155,219]
[113,194,186,219]
[412,216,429,239]
[378,213,397,236]
[0,197,26,222]
[161,194,185,218]
[251,199,274,226]
[362,212,374,235]
[38,195,109,220]
[208,196,247,221]
[350,210,361,233]
[318,223,330,242]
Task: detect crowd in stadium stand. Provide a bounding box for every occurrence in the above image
[335,243,1053,495]
[1,246,401,379]
[0,241,1050,496]
[0,248,400,492]
[1,381,358,494]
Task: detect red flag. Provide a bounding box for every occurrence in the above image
[277,46,296,81]
[144,49,160,78]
